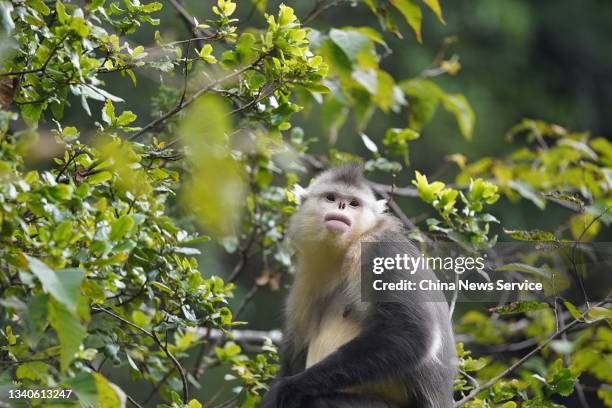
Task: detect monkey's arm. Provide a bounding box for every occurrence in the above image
[268,302,436,406]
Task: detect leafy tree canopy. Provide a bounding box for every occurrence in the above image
[0,1,610,407]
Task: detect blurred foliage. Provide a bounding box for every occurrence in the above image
[0,1,610,408]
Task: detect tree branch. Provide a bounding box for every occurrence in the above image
[127,53,268,141]
[166,0,220,48]
[92,306,190,404]
[0,33,68,78]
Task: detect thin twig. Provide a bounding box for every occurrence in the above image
[235,284,259,319]
[166,0,220,47]
[570,206,610,308]
[303,0,348,24]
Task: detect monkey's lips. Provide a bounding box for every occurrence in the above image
[324,213,352,233]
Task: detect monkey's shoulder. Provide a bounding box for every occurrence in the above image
[360,220,419,259]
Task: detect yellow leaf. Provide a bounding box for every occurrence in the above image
[570,213,601,242]
[422,0,445,23]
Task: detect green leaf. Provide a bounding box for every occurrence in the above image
[383,127,419,163]
[440,94,475,140]
[550,368,577,397]
[216,341,242,360]
[278,4,296,26]
[503,229,557,242]
[70,17,90,37]
[131,310,151,328]
[542,191,584,212]
[28,0,51,15]
[53,220,73,244]
[352,68,377,94]
[462,356,488,371]
[412,171,445,203]
[341,26,388,48]
[329,29,370,63]
[87,171,113,185]
[102,100,116,125]
[64,372,97,407]
[385,127,420,142]
[61,126,80,142]
[373,69,395,112]
[21,103,43,127]
[49,298,87,372]
[141,1,162,12]
[399,79,442,130]
[187,400,203,408]
[109,215,134,241]
[585,306,612,323]
[16,362,48,380]
[508,180,546,209]
[26,255,85,314]
[236,33,258,64]
[93,372,126,408]
[390,0,423,42]
[489,301,549,315]
[199,44,217,64]
[55,0,68,23]
[116,111,137,126]
[65,371,126,408]
[563,301,582,320]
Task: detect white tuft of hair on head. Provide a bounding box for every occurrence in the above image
[292,184,307,205]
[375,199,388,214]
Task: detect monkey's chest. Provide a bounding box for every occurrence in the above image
[305,311,361,368]
[304,306,410,407]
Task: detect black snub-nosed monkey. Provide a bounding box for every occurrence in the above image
[261,164,456,408]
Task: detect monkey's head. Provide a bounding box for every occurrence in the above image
[288,164,386,252]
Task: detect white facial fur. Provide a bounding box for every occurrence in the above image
[288,174,386,253]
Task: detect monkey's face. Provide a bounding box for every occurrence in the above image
[289,182,382,251]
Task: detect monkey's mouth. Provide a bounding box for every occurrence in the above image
[324,213,351,233]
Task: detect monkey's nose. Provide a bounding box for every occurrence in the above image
[338,202,346,210]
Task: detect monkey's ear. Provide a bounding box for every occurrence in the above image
[375,199,388,213]
[292,184,308,205]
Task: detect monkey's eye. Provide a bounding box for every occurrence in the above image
[325,193,336,202]
[349,200,360,208]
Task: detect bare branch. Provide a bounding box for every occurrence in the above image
[234,284,259,319]
[367,181,419,197]
[303,0,350,24]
